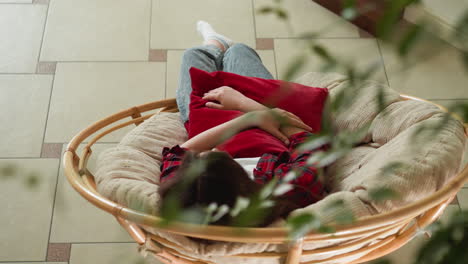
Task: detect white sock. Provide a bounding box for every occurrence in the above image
[197,20,234,50]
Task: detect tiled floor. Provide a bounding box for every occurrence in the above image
[0,0,466,264]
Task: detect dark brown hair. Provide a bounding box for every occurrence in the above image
[159,150,300,227]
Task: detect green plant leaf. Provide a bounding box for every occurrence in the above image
[317,225,336,233]
[311,44,335,64]
[159,196,182,226]
[369,187,400,202]
[324,199,345,213]
[398,23,424,57]
[230,197,250,217]
[342,0,356,9]
[414,210,468,264]
[259,177,279,199]
[461,50,468,73]
[211,204,230,222]
[449,101,468,122]
[275,8,288,20]
[25,172,40,189]
[287,213,321,240]
[380,161,408,176]
[377,0,420,39]
[0,164,17,179]
[335,209,356,224]
[453,10,468,45]
[282,171,298,183]
[257,6,274,14]
[317,148,350,167]
[299,32,319,39]
[297,135,332,151]
[282,55,307,81]
[273,183,293,196]
[341,7,357,20]
[179,207,206,225]
[371,259,392,264]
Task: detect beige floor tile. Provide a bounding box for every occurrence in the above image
[40,0,150,61]
[274,38,386,81]
[45,62,165,143]
[151,0,255,49]
[69,243,148,264]
[458,188,468,210]
[0,4,47,73]
[430,99,468,111]
[254,0,359,38]
[380,41,468,100]
[419,0,468,27]
[0,0,32,2]
[166,49,277,99]
[0,263,66,264]
[50,143,133,242]
[0,159,59,261]
[437,204,461,225]
[0,75,53,157]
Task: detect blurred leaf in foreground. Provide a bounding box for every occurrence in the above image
[282,54,307,81]
[448,101,468,123]
[25,172,40,189]
[286,212,321,241]
[380,161,409,176]
[414,210,468,264]
[0,164,17,179]
[453,10,468,47]
[398,23,424,57]
[369,187,400,202]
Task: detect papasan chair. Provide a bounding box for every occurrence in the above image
[63,71,468,264]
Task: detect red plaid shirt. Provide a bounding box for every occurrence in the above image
[160,132,328,207]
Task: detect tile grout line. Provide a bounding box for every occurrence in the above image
[41,68,56,260]
[0,2,35,5]
[148,0,153,59]
[44,142,63,261]
[0,157,59,160]
[250,0,257,43]
[35,0,50,73]
[70,241,136,244]
[258,36,363,40]
[0,260,71,264]
[376,39,390,87]
[0,72,55,75]
[164,53,168,99]
[272,40,279,79]
[39,73,55,159]
[37,0,52,159]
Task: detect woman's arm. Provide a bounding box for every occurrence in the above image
[203,86,311,137]
[180,115,251,152]
[181,109,311,152]
[202,86,268,112]
[203,88,310,137]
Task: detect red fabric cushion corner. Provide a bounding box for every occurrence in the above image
[187,67,328,158]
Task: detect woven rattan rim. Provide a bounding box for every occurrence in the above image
[63,95,468,263]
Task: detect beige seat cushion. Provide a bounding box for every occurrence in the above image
[94,72,466,264]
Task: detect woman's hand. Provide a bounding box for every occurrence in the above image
[244,108,313,144]
[202,86,248,111]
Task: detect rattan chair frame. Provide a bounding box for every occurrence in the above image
[63,96,468,264]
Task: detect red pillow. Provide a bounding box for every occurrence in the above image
[186,67,328,158]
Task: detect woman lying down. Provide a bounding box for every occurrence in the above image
[158,21,328,229]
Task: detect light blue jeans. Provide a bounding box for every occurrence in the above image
[176,43,274,123]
